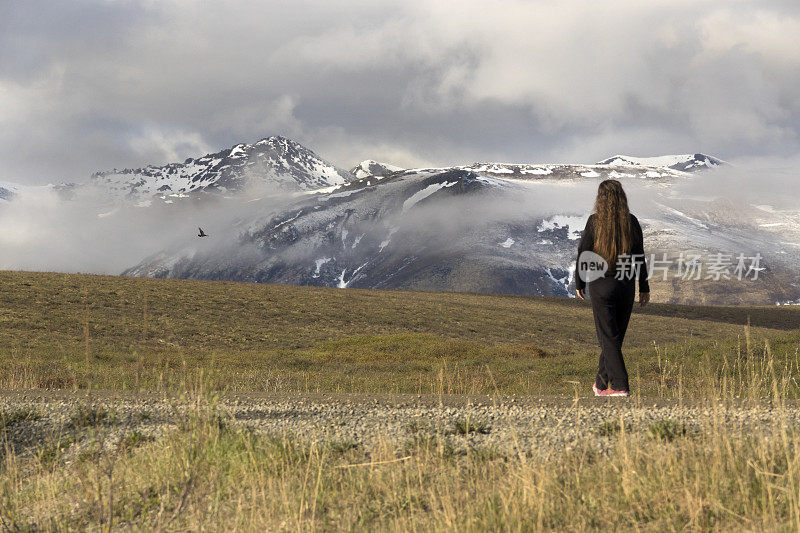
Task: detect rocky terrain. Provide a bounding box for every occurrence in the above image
[3,392,797,461]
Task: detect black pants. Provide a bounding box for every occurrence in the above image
[589,276,636,391]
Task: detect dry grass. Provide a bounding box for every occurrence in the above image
[3,385,800,530]
[3,271,800,529]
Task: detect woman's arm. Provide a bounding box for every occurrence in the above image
[631,215,650,306]
[575,215,594,299]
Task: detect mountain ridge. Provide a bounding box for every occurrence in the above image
[1,141,726,203]
[596,153,724,172]
[352,153,724,180]
[90,135,354,200]
[123,147,800,305]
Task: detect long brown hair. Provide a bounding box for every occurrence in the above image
[592,179,632,264]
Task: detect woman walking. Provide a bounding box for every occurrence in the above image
[575,179,649,397]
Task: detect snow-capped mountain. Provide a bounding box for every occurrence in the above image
[92,136,354,199]
[353,153,722,182]
[596,153,724,172]
[350,160,404,179]
[125,153,800,305]
[6,135,794,304]
[126,168,571,294]
[442,162,689,180]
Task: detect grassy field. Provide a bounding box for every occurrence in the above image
[2,270,800,396]
[4,270,800,530]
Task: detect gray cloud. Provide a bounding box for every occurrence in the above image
[2,0,799,184]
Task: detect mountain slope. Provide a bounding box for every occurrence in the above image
[123,152,800,305]
[125,167,577,295]
[92,136,354,199]
[7,139,792,305]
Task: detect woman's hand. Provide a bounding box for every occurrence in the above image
[639,292,650,307]
[576,289,585,300]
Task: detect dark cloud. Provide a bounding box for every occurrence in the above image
[2,1,799,184]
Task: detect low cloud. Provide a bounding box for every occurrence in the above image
[2,156,799,276]
[0,185,292,274]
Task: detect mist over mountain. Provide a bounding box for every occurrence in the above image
[2,136,798,304]
[105,138,796,305]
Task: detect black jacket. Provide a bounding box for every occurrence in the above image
[575,213,649,293]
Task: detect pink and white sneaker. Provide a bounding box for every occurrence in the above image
[592,383,605,396]
[597,387,629,397]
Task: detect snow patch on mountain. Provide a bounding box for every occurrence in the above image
[596,153,724,172]
[313,257,331,277]
[546,267,572,293]
[350,160,404,179]
[401,181,458,213]
[471,164,515,174]
[537,215,588,240]
[379,227,398,252]
[520,167,552,175]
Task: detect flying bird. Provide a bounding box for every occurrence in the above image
[198,227,208,237]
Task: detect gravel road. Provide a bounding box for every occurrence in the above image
[2,391,797,461]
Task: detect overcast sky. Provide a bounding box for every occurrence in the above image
[2,0,799,184]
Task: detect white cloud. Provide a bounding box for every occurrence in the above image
[1,0,799,183]
[698,9,800,67]
[126,127,211,165]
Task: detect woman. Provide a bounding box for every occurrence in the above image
[575,179,649,397]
